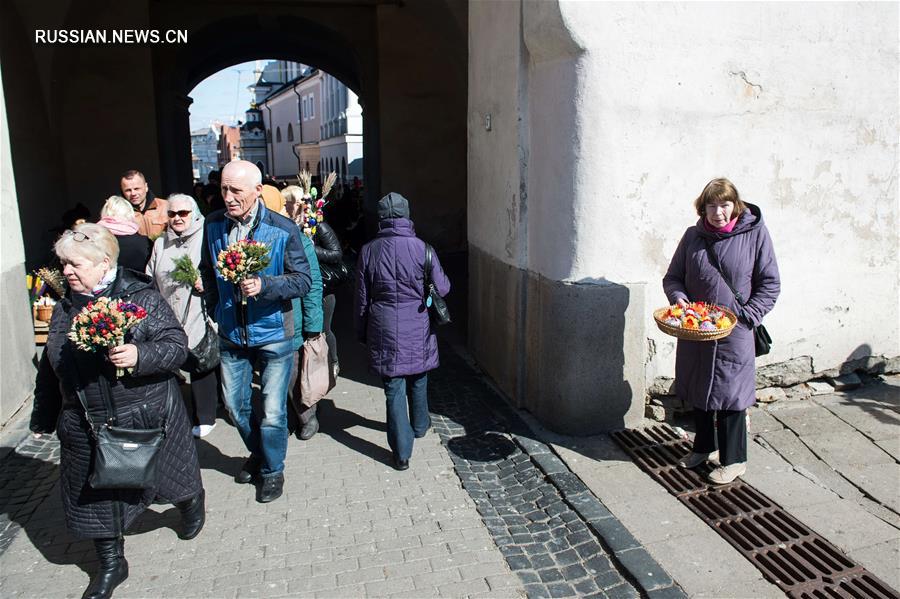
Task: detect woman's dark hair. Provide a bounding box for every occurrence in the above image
[693,178,746,218]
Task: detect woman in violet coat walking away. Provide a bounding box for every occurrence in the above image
[355,193,450,471]
[663,178,780,485]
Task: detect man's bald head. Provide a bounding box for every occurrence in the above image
[222,160,262,187]
[221,160,263,220]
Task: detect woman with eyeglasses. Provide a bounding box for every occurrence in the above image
[35,222,204,599]
[98,195,152,272]
[146,194,220,438]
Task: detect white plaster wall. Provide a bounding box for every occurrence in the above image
[472,1,899,385]
[468,0,528,269]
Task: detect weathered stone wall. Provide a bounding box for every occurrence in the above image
[469,1,898,434]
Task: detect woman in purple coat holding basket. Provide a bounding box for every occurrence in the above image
[355,193,450,471]
[663,178,780,484]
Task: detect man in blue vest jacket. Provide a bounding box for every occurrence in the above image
[200,160,312,503]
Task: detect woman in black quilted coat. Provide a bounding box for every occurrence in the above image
[36,223,204,599]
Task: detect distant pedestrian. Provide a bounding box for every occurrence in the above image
[98,195,152,272]
[146,194,220,438]
[203,170,224,212]
[663,178,780,484]
[282,185,346,379]
[199,160,312,503]
[355,193,450,471]
[37,222,204,599]
[287,231,325,440]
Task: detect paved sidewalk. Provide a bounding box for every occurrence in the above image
[0,368,524,597]
[539,374,900,598]
[0,325,671,598]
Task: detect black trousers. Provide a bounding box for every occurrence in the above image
[323,293,337,365]
[692,408,747,466]
[187,367,220,426]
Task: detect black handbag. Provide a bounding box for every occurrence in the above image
[181,294,220,374]
[704,241,772,357]
[75,383,170,490]
[424,244,451,326]
[320,260,351,294]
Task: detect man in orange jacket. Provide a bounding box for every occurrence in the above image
[120,169,168,238]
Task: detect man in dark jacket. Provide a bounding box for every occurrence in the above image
[200,160,312,503]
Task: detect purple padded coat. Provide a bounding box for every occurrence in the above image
[355,218,451,377]
[663,203,780,412]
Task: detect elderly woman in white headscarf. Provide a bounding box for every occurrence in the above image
[146,193,220,438]
[99,195,152,272]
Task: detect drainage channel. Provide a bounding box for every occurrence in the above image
[611,425,899,599]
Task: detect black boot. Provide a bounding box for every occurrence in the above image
[298,414,319,441]
[175,490,205,540]
[235,455,261,484]
[82,537,128,599]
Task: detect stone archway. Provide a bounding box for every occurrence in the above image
[153,13,380,211]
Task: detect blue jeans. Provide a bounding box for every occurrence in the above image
[220,338,293,477]
[382,373,430,461]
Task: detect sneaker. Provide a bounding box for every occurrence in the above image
[257,473,284,503]
[196,424,216,438]
[678,450,719,469]
[708,462,747,485]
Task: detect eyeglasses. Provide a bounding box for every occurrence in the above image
[167,210,192,218]
[63,230,90,242]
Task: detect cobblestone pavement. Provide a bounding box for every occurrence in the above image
[0,336,674,598]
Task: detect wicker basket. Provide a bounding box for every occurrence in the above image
[653,305,737,342]
[36,304,54,322]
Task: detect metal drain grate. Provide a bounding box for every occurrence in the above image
[612,425,900,598]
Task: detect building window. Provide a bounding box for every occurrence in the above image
[276,127,282,143]
[287,124,294,142]
[309,94,315,118]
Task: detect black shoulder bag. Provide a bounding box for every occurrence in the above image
[424,244,451,326]
[180,292,220,375]
[704,241,772,357]
[75,381,170,490]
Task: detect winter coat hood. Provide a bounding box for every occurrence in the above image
[695,203,763,241]
[377,193,410,220]
[164,212,205,244]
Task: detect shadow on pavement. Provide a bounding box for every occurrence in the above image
[195,437,246,479]
[0,451,94,575]
[317,398,392,467]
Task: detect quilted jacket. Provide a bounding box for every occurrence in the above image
[354,217,450,377]
[41,268,202,539]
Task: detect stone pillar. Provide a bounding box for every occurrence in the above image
[0,63,39,425]
[468,0,646,435]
